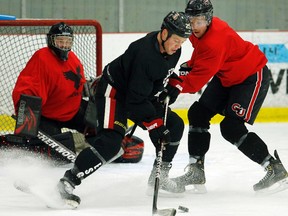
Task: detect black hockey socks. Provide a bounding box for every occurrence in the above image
[72,130,123,180]
[188,126,211,157]
[63,168,82,186]
[73,147,105,179]
[161,141,180,163]
[237,132,271,165]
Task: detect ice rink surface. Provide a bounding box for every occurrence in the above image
[1,123,288,216]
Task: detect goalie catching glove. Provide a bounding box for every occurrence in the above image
[159,75,183,105]
[143,118,170,146]
[113,135,144,163]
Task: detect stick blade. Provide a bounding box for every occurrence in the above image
[153,208,177,216]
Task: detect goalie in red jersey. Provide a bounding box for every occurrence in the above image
[8,22,144,165]
[9,22,87,160]
[173,0,288,194]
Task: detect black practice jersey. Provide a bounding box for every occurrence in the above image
[102,31,181,122]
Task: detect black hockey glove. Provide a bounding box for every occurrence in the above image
[143,118,170,146]
[159,76,183,105]
[179,62,192,76]
[83,75,102,97]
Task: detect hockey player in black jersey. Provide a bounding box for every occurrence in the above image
[57,11,192,208]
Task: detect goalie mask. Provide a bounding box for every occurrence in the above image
[47,22,74,61]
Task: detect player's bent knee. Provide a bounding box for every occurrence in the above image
[220,117,248,144]
[86,129,123,161]
[167,111,184,142]
[188,101,214,128]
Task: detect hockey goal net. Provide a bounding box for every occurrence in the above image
[0,19,102,138]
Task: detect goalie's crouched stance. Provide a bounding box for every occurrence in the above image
[0,94,77,164]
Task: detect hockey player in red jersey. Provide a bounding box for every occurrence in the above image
[56,11,192,208]
[11,22,86,157]
[173,0,288,194]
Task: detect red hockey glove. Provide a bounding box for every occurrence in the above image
[143,118,170,146]
[159,76,183,105]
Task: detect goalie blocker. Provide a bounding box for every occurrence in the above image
[14,94,42,138]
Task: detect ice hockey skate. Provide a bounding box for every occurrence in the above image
[254,150,288,195]
[57,178,81,209]
[147,162,185,197]
[172,159,207,194]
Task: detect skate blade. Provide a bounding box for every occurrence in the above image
[146,186,185,198]
[46,199,79,209]
[153,208,177,216]
[14,180,78,209]
[186,184,207,194]
[255,177,288,195]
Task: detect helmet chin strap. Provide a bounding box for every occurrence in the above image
[160,30,172,55]
[161,40,167,54]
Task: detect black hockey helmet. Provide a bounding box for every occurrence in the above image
[185,0,213,25]
[47,22,73,61]
[161,11,192,38]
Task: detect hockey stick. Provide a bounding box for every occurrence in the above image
[152,97,177,216]
[1,105,138,164]
[0,105,77,162]
[125,123,137,138]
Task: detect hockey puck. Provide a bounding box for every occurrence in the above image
[178,205,189,212]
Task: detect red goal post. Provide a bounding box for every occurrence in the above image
[0,19,102,135]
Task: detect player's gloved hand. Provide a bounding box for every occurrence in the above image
[179,62,192,76]
[158,76,183,105]
[143,118,170,146]
[84,75,102,97]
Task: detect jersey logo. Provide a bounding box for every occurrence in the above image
[63,66,82,90]
[231,103,246,117]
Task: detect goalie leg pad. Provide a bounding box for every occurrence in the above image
[30,131,76,163]
[1,132,75,164]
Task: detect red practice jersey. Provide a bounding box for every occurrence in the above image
[12,47,86,121]
[180,17,267,93]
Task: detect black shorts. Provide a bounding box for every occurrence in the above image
[39,99,88,135]
[199,65,270,125]
[94,77,127,136]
